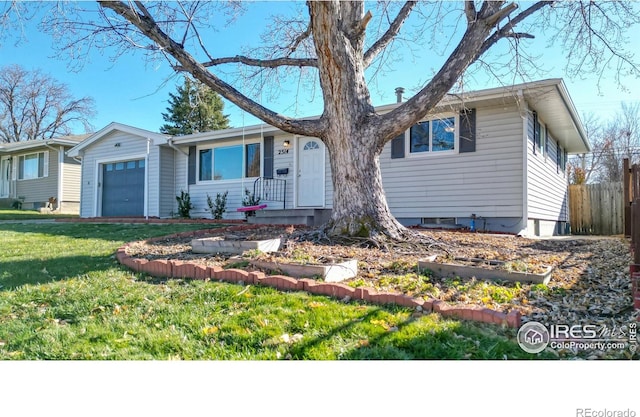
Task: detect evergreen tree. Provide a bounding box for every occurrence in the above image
[160,76,230,135]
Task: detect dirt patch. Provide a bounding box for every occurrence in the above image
[126,225,636,358]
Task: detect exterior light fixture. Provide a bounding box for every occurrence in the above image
[283,140,291,148]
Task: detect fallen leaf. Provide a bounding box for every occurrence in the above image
[202,326,219,335]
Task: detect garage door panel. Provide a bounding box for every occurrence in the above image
[102,159,144,217]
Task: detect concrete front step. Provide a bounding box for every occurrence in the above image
[247,208,332,227]
[248,215,311,226]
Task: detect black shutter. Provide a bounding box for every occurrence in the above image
[459,108,476,153]
[263,136,274,178]
[188,146,196,185]
[391,133,405,159]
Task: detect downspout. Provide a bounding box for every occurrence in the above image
[166,137,189,196]
[57,145,64,211]
[145,137,151,220]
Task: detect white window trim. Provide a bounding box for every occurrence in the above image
[405,113,459,158]
[196,140,262,184]
[17,150,49,181]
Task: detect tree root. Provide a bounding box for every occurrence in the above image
[289,226,451,255]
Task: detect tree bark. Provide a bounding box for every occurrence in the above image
[308,2,409,241]
[323,127,409,241]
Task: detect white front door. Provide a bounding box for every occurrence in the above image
[296,138,325,207]
[0,157,11,198]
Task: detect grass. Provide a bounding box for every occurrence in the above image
[0,208,79,220]
[0,222,554,360]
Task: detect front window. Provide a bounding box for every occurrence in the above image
[410,117,455,154]
[199,143,261,181]
[199,149,212,181]
[245,143,261,178]
[18,151,47,180]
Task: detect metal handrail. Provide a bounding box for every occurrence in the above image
[254,177,286,209]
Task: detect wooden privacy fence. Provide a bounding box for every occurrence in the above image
[569,182,624,235]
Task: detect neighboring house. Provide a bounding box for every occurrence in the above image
[0,135,89,213]
[67,79,590,236]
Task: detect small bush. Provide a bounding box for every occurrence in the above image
[207,191,228,220]
[176,191,194,218]
[241,188,261,218]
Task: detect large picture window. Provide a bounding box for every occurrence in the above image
[199,143,261,182]
[18,151,48,180]
[409,117,455,154]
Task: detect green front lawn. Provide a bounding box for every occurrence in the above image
[0,223,550,359]
[0,208,78,220]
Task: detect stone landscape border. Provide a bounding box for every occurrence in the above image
[56,217,246,224]
[115,223,522,328]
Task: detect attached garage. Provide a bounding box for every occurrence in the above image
[101,159,145,216]
[67,123,172,218]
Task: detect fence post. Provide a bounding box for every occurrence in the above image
[624,158,631,238]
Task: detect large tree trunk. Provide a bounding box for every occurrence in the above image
[323,128,409,241]
[309,1,410,241]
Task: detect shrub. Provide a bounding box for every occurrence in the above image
[241,188,261,218]
[176,190,194,218]
[207,191,228,220]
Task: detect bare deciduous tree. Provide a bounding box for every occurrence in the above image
[26,1,640,242]
[571,103,640,184]
[0,65,95,143]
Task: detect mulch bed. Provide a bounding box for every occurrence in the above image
[125,224,637,359]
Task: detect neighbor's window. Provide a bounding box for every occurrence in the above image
[410,117,455,154]
[18,151,48,180]
[199,143,261,181]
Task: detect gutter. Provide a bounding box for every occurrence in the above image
[555,82,591,152]
[167,138,189,156]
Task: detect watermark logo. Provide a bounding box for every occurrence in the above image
[517,321,637,354]
[517,321,550,353]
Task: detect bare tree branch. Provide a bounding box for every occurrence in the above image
[479,1,552,56]
[363,1,416,68]
[199,55,317,69]
[97,1,325,137]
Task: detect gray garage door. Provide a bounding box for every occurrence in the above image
[102,159,145,217]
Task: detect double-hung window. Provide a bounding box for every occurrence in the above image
[409,117,456,154]
[18,151,48,180]
[199,143,261,181]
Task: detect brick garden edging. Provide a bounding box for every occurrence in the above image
[115,224,522,329]
[56,217,246,224]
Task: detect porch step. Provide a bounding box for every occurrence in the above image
[247,209,332,227]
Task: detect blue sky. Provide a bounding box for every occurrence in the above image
[1,1,639,135]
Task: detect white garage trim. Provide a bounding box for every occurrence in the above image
[94,153,148,217]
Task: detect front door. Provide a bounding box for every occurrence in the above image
[296,138,324,207]
[0,157,11,198]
